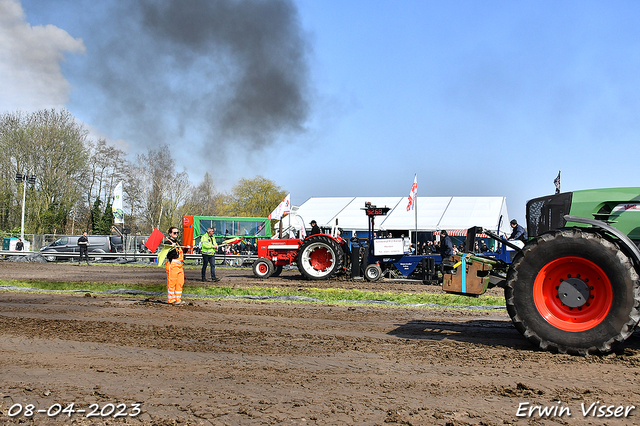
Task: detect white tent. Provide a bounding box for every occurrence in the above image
[290,196,510,236]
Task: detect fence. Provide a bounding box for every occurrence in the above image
[0,233,151,252]
[0,232,258,266]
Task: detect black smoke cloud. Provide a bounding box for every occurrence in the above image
[87,0,311,157]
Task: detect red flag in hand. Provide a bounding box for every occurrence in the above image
[145,228,165,252]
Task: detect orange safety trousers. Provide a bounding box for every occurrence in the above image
[166,249,184,303]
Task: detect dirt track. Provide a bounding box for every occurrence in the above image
[1,262,640,425]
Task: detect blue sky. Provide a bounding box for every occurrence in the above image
[2,0,640,223]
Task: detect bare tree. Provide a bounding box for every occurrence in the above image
[0,109,89,234]
[181,172,224,217]
[84,138,128,230]
[132,145,191,233]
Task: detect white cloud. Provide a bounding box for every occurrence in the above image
[0,0,85,112]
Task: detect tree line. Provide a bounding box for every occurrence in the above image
[0,109,287,236]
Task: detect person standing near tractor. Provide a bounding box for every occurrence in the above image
[78,231,90,265]
[201,227,220,282]
[165,226,185,305]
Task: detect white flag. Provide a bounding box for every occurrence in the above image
[406,175,417,211]
[268,194,291,220]
[112,181,124,224]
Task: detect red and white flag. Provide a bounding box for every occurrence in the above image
[268,194,291,220]
[406,175,417,211]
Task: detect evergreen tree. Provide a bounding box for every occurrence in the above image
[90,198,102,234]
[101,200,114,235]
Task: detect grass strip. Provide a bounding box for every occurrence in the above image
[0,279,505,307]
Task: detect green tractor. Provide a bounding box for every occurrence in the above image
[446,187,640,355]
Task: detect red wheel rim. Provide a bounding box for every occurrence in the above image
[533,256,613,332]
[309,247,332,271]
[257,262,268,274]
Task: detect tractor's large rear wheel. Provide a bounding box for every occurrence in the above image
[296,235,344,280]
[506,228,640,355]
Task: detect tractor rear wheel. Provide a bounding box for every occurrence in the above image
[296,235,344,280]
[252,257,274,279]
[505,228,640,355]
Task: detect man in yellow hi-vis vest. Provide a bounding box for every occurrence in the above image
[201,228,220,282]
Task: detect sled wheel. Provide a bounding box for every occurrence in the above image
[505,228,640,355]
[296,235,344,280]
[364,264,382,282]
[252,257,274,279]
[271,265,283,277]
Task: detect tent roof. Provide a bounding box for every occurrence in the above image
[293,196,510,235]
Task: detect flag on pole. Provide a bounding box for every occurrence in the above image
[268,193,291,220]
[406,175,417,211]
[157,244,173,267]
[145,228,165,253]
[554,171,561,194]
[112,181,124,224]
[221,236,244,246]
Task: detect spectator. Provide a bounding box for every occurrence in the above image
[15,238,24,251]
[78,231,90,266]
[440,230,454,260]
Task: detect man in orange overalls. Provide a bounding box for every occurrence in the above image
[165,226,185,305]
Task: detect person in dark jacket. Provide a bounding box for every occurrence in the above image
[15,238,24,251]
[309,220,321,237]
[509,219,528,242]
[440,230,454,260]
[78,231,90,265]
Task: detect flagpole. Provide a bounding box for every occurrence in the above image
[414,174,418,251]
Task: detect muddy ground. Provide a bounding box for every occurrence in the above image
[1,261,640,425]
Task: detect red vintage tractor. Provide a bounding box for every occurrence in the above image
[252,232,347,280]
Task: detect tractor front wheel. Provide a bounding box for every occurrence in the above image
[505,228,640,355]
[271,265,283,277]
[296,235,344,280]
[252,257,274,279]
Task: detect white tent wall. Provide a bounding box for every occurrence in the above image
[283,196,510,236]
[324,197,404,229]
[294,197,355,228]
[380,196,453,230]
[438,197,511,236]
